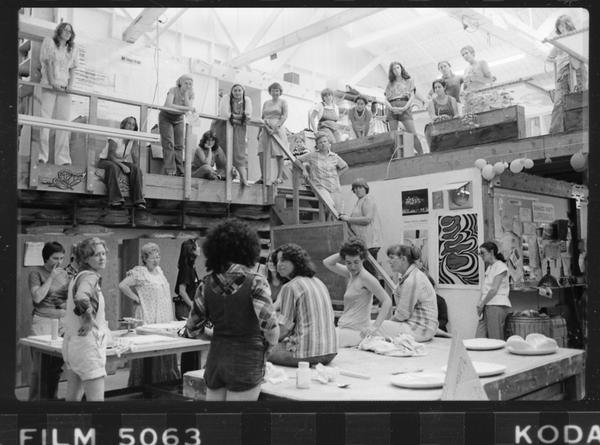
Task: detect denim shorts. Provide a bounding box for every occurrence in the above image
[203,337,266,392]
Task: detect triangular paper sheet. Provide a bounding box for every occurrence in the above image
[441,333,489,400]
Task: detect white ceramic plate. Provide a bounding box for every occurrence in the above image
[442,361,506,377]
[463,338,506,351]
[390,372,446,389]
[507,345,558,356]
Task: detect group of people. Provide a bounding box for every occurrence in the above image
[26,236,205,401]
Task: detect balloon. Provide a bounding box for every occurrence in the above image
[493,161,506,175]
[523,158,534,169]
[510,159,524,173]
[474,158,487,170]
[481,164,495,180]
[570,152,587,172]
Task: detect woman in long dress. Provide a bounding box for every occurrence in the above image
[257,82,289,185]
[119,243,180,386]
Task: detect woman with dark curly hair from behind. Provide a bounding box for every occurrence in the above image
[179,219,278,401]
[323,238,392,347]
[269,243,338,366]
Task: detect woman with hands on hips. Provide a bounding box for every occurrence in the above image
[323,238,392,347]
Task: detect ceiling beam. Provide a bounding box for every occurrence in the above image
[147,8,188,46]
[243,9,283,52]
[211,8,241,56]
[229,8,386,68]
[122,8,167,43]
[444,8,548,60]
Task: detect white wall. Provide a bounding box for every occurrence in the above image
[340,167,486,338]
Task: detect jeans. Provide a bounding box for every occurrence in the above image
[159,111,185,175]
[97,159,145,205]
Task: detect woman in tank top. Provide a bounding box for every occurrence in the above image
[323,238,392,348]
[424,80,459,149]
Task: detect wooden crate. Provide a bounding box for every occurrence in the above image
[429,105,526,152]
[332,131,414,167]
[564,90,589,132]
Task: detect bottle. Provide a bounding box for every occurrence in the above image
[296,361,310,389]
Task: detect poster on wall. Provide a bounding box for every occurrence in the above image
[438,214,479,286]
[402,189,428,215]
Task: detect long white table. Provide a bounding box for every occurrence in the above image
[259,338,585,401]
[20,329,210,399]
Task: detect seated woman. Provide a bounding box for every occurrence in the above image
[97,116,146,209]
[348,96,372,139]
[378,244,438,342]
[269,243,338,366]
[309,88,343,144]
[180,219,279,401]
[424,79,459,148]
[192,131,228,180]
[323,238,392,348]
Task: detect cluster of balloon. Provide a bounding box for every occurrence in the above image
[570,152,587,172]
[475,157,534,181]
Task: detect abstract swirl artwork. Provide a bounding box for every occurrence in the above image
[438,214,479,285]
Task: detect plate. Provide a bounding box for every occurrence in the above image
[507,345,558,356]
[442,361,506,377]
[463,338,506,351]
[390,372,446,389]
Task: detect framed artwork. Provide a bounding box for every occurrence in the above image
[449,182,473,210]
[438,213,479,286]
[432,191,444,210]
[402,189,429,216]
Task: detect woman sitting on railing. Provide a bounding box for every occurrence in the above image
[348,96,372,139]
[159,74,196,176]
[192,131,228,180]
[38,22,79,166]
[214,84,253,187]
[97,116,146,209]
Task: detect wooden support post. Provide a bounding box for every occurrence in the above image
[482,179,496,240]
[184,123,192,200]
[86,95,99,193]
[291,168,300,225]
[28,84,42,188]
[225,121,233,202]
[139,104,150,174]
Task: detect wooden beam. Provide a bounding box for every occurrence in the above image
[444,8,548,60]
[493,171,576,199]
[243,9,283,52]
[229,8,386,67]
[122,8,167,43]
[211,9,241,56]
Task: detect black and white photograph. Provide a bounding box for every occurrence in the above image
[14,6,589,405]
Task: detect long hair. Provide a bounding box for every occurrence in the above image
[388,62,411,83]
[229,84,247,125]
[273,243,316,279]
[178,238,199,269]
[203,219,260,273]
[480,241,506,262]
[53,22,76,52]
[119,116,138,131]
[199,131,220,152]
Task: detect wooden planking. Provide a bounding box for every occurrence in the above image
[481,180,496,240]
[333,132,415,166]
[430,105,526,152]
[493,171,576,199]
[564,91,589,133]
[341,130,587,186]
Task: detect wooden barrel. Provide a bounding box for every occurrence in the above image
[549,316,568,347]
[505,314,552,340]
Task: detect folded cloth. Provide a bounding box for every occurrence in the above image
[264,362,289,384]
[314,363,339,384]
[358,334,427,357]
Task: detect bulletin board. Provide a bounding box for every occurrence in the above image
[492,187,571,289]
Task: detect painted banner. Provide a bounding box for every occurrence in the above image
[438,214,479,286]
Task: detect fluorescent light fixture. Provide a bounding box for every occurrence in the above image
[347,11,447,48]
[488,53,526,67]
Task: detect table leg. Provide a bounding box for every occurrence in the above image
[28,350,47,401]
[142,357,153,398]
[565,372,585,400]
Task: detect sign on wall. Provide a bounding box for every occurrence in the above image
[438,214,479,286]
[401,188,429,216]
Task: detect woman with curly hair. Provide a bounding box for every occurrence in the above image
[180,219,278,401]
[323,238,392,347]
[61,237,109,401]
[384,62,423,154]
[38,22,79,165]
[269,243,338,366]
[192,131,228,180]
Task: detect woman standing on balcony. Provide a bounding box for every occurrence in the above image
[348,96,372,139]
[460,46,494,114]
[309,88,343,144]
[159,74,196,176]
[424,80,459,148]
[38,22,79,166]
[97,116,146,209]
[257,82,288,185]
[214,84,253,187]
[384,62,423,155]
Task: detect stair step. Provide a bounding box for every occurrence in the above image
[282,194,319,202]
[299,207,320,213]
